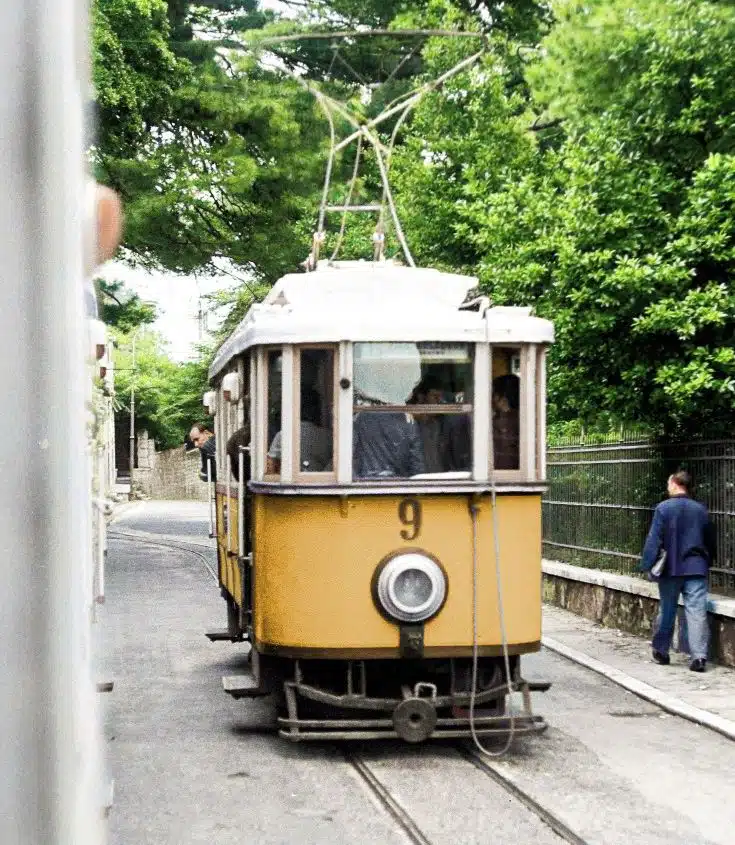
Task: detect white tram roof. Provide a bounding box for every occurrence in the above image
[209,261,553,380]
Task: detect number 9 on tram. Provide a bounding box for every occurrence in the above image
[205,260,554,743]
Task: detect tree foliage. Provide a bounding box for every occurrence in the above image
[112,330,212,449]
[95,278,209,448]
[390,0,735,436]
[93,0,735,437]
[92,0,329,280]
[96,278,157,332]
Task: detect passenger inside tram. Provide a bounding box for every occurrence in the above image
[227,426,250,482]
[267,388,332,474]
[352,342,427,479]
[352,342,474,479]
[492,373,520,470]
[353,410,426,479]
[407,374,445,473]
[442,385,472,473]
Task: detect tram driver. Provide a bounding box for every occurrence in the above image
[353,410,426,479]
[352,343,427,479]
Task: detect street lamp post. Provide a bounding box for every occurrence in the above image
[128,330,137,501]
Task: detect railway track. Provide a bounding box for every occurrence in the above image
[344,745,590,845]
[111,527,589,844]
[107,528,219,584]
[457,746,589,845]
[344,749,434,845]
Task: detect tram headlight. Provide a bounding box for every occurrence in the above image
[375,553,446,623]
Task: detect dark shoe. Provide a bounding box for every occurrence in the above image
[652,650,670,665]
[689,659,706,673]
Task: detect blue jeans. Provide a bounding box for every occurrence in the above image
[652,576,709,661]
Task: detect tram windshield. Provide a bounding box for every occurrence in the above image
[352,342,473,480]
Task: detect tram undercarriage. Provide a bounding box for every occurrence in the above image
[224,654,550,743]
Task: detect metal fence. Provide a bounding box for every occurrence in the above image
[543,436,735,597]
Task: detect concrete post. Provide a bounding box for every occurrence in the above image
[0,1,105,841]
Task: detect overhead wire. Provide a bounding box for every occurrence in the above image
[210,30,486,267]
[252,29,487,47]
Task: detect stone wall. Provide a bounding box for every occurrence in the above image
[543,559,735,668]
[135,432,209,501]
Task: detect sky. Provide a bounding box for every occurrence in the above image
[97,261,237,362]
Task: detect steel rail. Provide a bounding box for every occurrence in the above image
[457,745,591,845]
[343,750,434,845]
[108,530,219,584]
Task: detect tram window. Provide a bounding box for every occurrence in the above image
[491,347,521,471]
[297,348,334,473]
[352,342,473,479]
[265,349,282,477]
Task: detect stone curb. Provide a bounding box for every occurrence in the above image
[109,500,143,523]
[542,635,735,743]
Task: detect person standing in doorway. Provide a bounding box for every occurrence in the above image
[492,374,520,470]
[640,470,716,672]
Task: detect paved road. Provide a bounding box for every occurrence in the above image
[99,502,735,845]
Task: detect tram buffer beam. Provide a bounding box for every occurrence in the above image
[222,674,271,699]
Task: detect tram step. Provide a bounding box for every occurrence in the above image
[222,673,270,699]
[206,629,244,642]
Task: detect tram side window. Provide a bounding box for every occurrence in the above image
[297,348,334,473]
[352,342,474,480]
[265,349,283,477]
[492,347,521,471]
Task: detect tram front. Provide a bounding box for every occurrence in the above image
[208,260,554,742]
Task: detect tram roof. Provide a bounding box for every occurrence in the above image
[209,261,553,380]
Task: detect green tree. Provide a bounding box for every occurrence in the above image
[632,154,735,433]
[518,0,735,434]
[391,0,735,436]
[92,0,186,155]
[530,0,735,178]
[96,279,157,332]
[92,0,550,282]
[93,0,329,281]
[113,329,212,449]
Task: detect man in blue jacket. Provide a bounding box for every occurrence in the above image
[640,470,716,672]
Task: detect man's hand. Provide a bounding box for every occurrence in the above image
[94,183,123,267]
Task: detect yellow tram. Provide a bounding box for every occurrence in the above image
[206,259,554,742]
